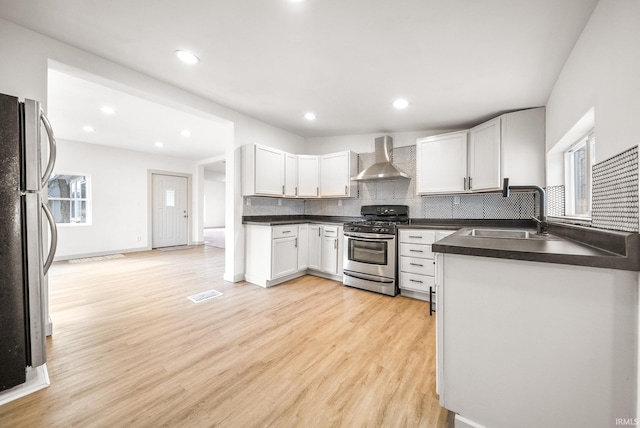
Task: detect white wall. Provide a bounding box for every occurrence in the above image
[545,0,640,417]
[304,130,452,155]
[0,18,305,280]
[53,139,196,259]
[204,179,225,228]
[546,0,640,162]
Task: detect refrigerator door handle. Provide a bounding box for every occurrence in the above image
[39,109,57,187]
[42,201,57,275]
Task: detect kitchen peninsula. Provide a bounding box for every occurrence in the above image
[432,224,639,428]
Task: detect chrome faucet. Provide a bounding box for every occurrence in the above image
[502,178,548,235]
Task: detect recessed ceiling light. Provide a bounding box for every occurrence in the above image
[175,50,200,65]
[155,141,164,148]
[181,129,191,137]
[304,112,317,121]
[393,99,409,109]
[100,106,116,115]
[82,125,95,133]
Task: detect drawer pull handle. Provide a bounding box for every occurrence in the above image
[409,249,424,253]
[410,279,424,283]
[282,230,292,234]
[409,235,423,238]
[410,263,424,267]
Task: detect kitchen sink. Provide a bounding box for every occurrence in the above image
[466,229,537,239]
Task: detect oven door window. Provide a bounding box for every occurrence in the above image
[348,238,388,265]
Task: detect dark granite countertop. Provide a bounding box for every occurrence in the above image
[243,215,639,271]
[242,215,359,225]
[244,216,538,228]
[432,222,640,271]
[401,219,537,230]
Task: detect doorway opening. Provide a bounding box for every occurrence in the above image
[203,160,225,249]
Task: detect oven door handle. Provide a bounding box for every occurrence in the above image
[343,232,395,240]
[343,271,395,284]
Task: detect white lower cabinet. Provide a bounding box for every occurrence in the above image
[297,223,309,270]
[245,224,301,287]
[321,226,340,275]
[245,223,343,287]
[306,224,343,277]
[308,224,322,270]
[437,253,637,428]
[271,235,298,279]
[398,229,454,301]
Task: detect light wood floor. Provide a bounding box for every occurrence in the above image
[0,246,452,427]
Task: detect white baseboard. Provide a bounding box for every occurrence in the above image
[224,272,245,283]
[0,364,50,406]
[400,288,429,301]
[306,269,342,282]
[244,271,306,288]
[53,246,149,262]
[455,414,486,428]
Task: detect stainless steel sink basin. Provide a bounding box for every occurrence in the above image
[467,229,536,239]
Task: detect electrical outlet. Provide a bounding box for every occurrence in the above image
[453,196,460,205]
[338,200,342,207]
[246,198,251,206]
[136,236,142,242]
[277,199,282,206]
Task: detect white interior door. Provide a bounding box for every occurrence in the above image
[152,174,188,248]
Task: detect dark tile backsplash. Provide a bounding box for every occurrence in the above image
[243,144,640,232]
[591,146,639,232]
[547,185,565,217]
[244,146,536,220]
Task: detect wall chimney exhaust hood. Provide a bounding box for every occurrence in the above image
[351,136,409,181]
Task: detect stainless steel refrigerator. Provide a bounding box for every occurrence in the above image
[0,92,57,392]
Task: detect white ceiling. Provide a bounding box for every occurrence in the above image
[47,69,230,160]
[1,0,599,153]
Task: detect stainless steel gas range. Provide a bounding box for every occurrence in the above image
[342,205,409,296]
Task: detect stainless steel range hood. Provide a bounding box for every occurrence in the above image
[351,136,409,181]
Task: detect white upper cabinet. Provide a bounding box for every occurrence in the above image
[416,107,545,195]
[469,116,502,191]
[416,131,468,194]
[297,155,319,197]
[243,144,357,199]
[500,107,546,187]
[284,152,298,197]
[242,144,285,197]
[319,151,357,197]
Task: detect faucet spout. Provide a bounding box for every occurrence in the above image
[501,178,547,235]
[502,178,510,197]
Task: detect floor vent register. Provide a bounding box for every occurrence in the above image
[187,289,223,303]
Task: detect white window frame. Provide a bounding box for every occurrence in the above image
[47,172,92,225]
[564,131,595,218]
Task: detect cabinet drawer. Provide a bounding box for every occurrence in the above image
[399,272,435,293]
[323,225,339,237]
[399,229,436,244]
[272,225,298,239]
[399,256,435,275]
[399,243,434,259]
